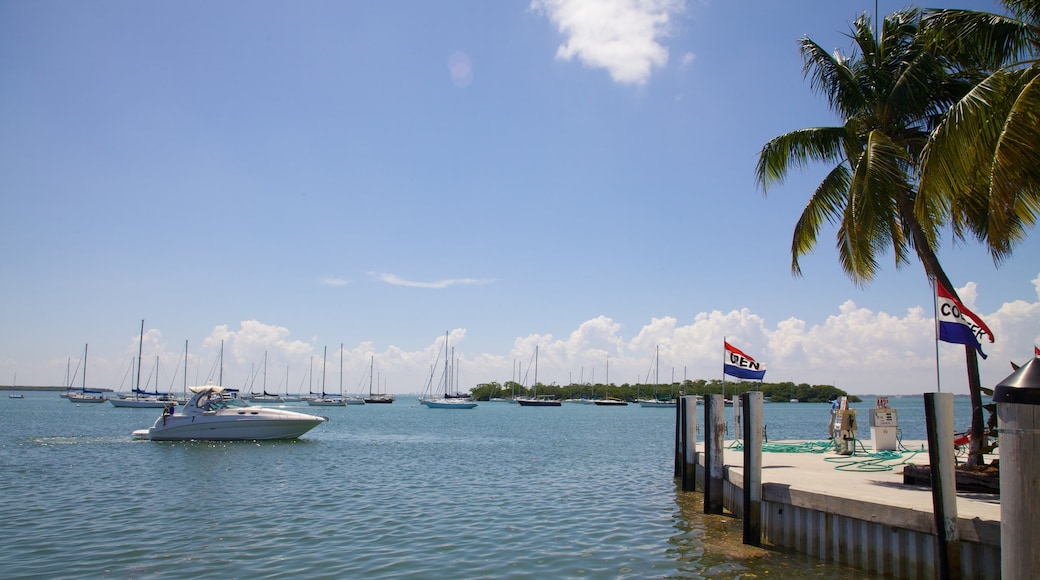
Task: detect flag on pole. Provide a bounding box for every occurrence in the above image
[1034,344,1039,357]
[723,341,766,380]
[936,281,994,359]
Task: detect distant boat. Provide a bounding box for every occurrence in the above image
[111,325,176,408]
[516,346,561,407]
[8,373,24,398]
[243,352,285,404]
[593,355,627,406]
[421,332,477,409]
[132,385,327,441]
[362,356,394,404]
[307,346,346,407]
[638,346,675,408]
[68,344,106,404]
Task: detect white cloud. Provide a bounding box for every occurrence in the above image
[532,0,684,85]
[370,272,496,289]
[29,274,1040,397]
[448,51,473,88]
[319,277,350,287]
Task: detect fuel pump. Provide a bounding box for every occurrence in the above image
[831,396,858,455]
[868,397,899,451]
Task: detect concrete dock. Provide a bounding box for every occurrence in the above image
[690,439,1000,579]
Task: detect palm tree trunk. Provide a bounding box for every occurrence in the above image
[902,194,986,466]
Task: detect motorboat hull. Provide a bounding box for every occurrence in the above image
[133,386,328,441]
[135,412,327,441]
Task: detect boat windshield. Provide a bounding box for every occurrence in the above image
[197,392,249,411]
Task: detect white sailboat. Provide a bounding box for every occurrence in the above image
[68,344,106,403]
[307,346,346,406]
[594,355,627,406]
[421,332,477,409]
[111,322,176,408]
[639,346,676,408]
[243,352,285,404]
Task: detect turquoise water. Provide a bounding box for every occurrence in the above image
[0,394,966,578]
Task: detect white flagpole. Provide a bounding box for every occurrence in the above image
[931,275,942,393]
[721,337,726,400]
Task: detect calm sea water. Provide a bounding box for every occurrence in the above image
[0,393,970,579]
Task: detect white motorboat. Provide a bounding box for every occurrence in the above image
[132,385,328,441]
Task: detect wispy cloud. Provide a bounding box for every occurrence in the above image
[532,0,683,85]
[371,272,496,289]
[319,277,350,287]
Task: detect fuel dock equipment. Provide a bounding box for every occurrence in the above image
[830,396,858,455]
[868,397,899,451]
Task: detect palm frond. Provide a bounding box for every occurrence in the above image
[790,165,851,276]
[755,127,847,191]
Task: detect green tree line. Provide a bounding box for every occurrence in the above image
[468,380,860,404]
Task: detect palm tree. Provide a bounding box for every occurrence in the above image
[755,10,991,463]
[918,0,1040,265]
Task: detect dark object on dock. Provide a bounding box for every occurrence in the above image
[902,463,1000,494]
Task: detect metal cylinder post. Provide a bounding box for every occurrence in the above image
[993,357,1040,579]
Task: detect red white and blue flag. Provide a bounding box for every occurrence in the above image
[936,281,994,359]
[723,341,766,380]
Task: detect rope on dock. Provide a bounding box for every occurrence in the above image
[727,440,833,454]
[726,438,927,472]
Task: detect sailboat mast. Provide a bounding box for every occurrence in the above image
[369,355,374,396]
[321,346,327,397]
[83,343,88,392]
[534,345,538,396]
[443,331,449,397]
[183,340,188,397]
[339,343,343,396]
[136,320,144,393]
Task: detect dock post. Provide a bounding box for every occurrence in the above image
[674,395,683,479]
[704,394,725,514]
[992,357,1040,579]
[742,391,763,546]
[681,395,698,491]
[924,392,960,580]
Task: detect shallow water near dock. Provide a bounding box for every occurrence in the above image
[0,394,967,578]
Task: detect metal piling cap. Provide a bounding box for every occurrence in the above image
[993,356,1040,405]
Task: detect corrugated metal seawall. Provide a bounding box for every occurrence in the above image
[695,458,1001,579]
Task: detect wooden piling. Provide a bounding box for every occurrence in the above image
[704,394,725,514]
[742,391,763,546]
[924,392,960,580]
[674,395,682,479]
[681,395,697,491]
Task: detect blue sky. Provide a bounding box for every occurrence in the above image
[2,0,1037,397]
